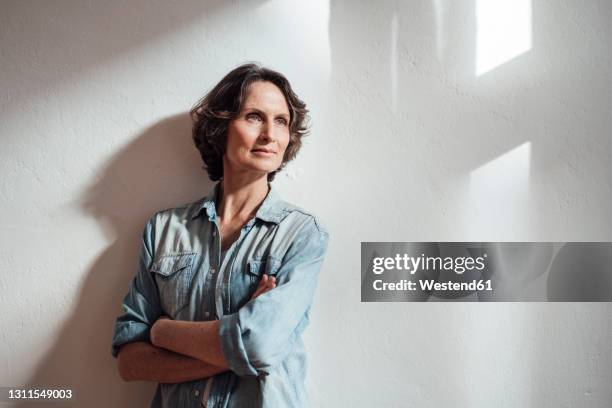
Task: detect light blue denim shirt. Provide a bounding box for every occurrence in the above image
[111,182,329,407]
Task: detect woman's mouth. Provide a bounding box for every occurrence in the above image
[251,149,276,156]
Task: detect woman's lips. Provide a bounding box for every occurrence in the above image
[251,149,276,156]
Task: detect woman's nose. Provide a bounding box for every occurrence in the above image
[259,122,276,142]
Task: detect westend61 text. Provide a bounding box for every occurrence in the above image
[373,279,493,291]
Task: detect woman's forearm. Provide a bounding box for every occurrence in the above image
[148,278,276,370]
[150,319,229,369]
[117,341,228,383]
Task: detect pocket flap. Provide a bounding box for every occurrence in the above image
[247,256,281,277]
[151,253,195,277]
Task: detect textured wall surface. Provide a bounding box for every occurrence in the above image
[1,0,611,407]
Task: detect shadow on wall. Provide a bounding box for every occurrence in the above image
[1,0,228,119]
[16,113,213,408]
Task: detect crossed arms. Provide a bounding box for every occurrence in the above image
[112,216,329,383]
[117,276,276,383]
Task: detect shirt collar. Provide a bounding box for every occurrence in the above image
[192,181,286,224]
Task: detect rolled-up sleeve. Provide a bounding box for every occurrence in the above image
[219,218,329,376]
[111,216,161,358]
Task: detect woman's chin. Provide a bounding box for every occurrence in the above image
[246,161,281,174]
[232,164,279,177]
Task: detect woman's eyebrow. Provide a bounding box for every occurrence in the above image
[243,107,289,118]
[242,107,263,114]
[275,113,290,122]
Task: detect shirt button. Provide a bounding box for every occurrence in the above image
[212,230,216,236]
[210,267,216,274]
[194,390,200,396]
[204,311,210,318]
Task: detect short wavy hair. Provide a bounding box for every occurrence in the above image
[190,63,310,182]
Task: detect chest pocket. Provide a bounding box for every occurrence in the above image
[229,256,282,311]
[150,253,197,317]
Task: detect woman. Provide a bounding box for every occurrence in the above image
[111,63,330,408]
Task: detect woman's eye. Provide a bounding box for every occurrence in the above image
[275,118,288,126]
[246,113,262,121]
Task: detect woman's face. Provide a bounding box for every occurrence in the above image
[224,81,291,179]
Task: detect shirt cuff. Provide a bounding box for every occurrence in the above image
[218,313,259,377]
[111,321,150,358]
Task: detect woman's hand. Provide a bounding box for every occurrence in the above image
[251,274,276,300]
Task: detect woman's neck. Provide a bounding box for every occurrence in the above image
[217,175,269,225]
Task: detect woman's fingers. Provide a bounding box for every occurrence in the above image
[265,276,276,291]
[251,274,268,299]
[251,274,277,300]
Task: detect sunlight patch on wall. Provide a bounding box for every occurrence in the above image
[468,142,531,238]
[476,0,532,76]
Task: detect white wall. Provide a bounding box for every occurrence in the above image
[1,0,611,407]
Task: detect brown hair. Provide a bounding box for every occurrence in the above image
[190,62,310,182]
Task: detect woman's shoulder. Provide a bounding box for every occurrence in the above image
[275,198,329,237]
[144,196,210,226]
